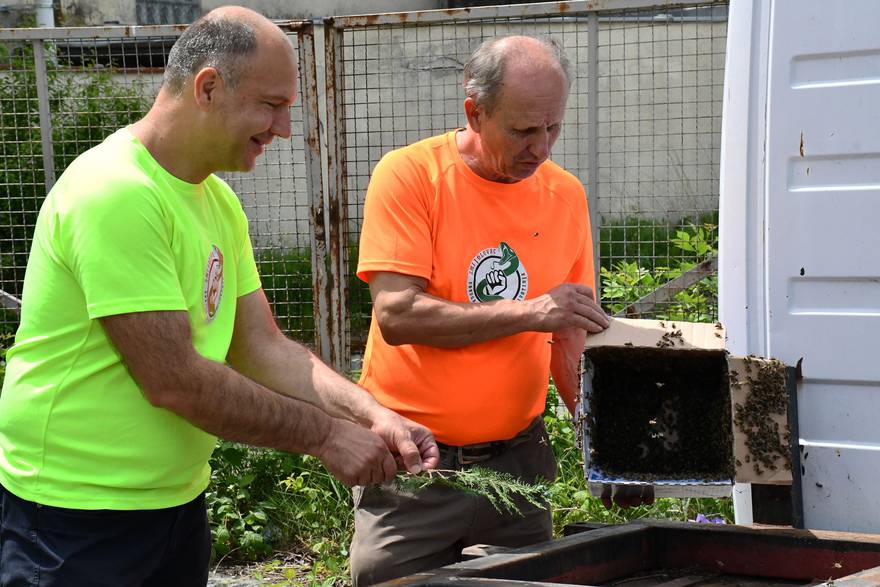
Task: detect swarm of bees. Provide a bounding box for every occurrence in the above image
[733,357,791,476]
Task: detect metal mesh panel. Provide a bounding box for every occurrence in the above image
[0,39,40,332]
[0,28,319,345]
[135,0,200,25]
[597,6,725,322]
[331,2,727,362]
[224,33,316,345]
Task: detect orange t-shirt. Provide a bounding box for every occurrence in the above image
[357,130,594,445]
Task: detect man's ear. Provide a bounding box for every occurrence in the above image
[464,97,484,133]
[192,67,223,108]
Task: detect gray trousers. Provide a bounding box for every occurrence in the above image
[349,417,557,586]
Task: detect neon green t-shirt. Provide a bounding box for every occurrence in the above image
[0,128,262,510]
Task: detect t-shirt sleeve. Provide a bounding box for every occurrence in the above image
[62,182,186,319]
[565,183,597,292]
[356,150,433,283]
[234,205,262,298]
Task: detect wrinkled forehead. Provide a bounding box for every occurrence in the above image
[495,66,569,113]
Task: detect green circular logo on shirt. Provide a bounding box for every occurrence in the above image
[466,242,528,303]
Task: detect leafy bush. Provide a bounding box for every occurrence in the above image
[599,214,718,271]
[255,249,316,342]
[206,441,353,579]
[0,333,10,388]
[600,222,718,322]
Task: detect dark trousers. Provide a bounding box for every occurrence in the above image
[0,485,211,587]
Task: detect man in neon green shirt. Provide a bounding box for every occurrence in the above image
[0,7,438,585]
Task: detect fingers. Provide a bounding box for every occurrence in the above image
[380,451,397,483]
[319,419,398,487]
[573,301,611,332]
[539,283,610,332]
[395,437,423,474]
[601,484,654,509]
[415,431,441,470]
[601,486,613,509]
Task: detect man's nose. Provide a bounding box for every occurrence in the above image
[271,108,292,139]
[529,129,551,160]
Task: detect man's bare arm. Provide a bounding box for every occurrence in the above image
[549,327,587,415]
[225,289,439,473]
[369,271,609,348]
[100,310,398,486]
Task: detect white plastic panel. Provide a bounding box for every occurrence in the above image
[763,0,880,532]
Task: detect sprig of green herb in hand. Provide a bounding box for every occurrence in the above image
[394,467,549,517]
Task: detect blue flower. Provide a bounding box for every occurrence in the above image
[694,513,726,524]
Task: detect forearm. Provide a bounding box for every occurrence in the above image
[154,351,333,456]
[228,332,383,425]
[550,328,587,416]
[379,289,536,348]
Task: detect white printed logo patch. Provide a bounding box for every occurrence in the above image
[203,245,224,322]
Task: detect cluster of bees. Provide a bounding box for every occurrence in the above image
[731,357,791,476]
[655,328,685,348]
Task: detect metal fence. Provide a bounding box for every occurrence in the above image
[0,0,727,371]
[326,0,727,364]
[0,22,330,356]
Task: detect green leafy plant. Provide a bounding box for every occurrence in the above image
[207,442,300,562]
[0,333,11,389]
[600,222,718,322]
[394,467,549,517]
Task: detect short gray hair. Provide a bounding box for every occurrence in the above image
[463,36,572,113]
[163,15,258,96]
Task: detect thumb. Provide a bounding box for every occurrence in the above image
[395,437,423,474]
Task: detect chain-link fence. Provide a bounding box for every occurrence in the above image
[1,1,727,370]
[325,0,727,364]
[0,23,328,355]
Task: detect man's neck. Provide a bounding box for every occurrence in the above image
[454,127,517,184]
[129,98,212,185]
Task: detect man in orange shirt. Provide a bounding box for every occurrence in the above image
[349,35,612,584]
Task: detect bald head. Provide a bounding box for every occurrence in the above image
[163,6,290,97]
[463,35,571,115]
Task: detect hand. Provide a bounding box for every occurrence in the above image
[600,484,655,509]
[528,283,610,333]
[315,418,397,486]
[485,268,507,296]
[369,407,440,474]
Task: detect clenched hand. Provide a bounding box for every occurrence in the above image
[370,408,440,474]
[315,418,398,486]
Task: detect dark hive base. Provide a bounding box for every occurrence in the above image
[587,346,735,481]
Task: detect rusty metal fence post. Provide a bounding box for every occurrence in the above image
[288,21,335,367]
[322,21,350,372]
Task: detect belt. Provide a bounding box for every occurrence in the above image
[437,440,509,466]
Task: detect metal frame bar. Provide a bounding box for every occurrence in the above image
[295,23,335,364]
[32,40,55,192]
[326,0,726,28]
[322,23,349,372]
[0,290,22,313]
[0,21,312,40]
[587,11,601,291]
